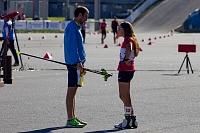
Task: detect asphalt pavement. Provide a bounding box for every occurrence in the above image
[1,1,200,132]
[0,30,200,133]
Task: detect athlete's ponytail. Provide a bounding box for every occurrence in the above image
[120,21,140,57]
[132,34,140,57]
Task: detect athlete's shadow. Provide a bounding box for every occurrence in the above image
[85,128,123,133]
[18,126,67,133]
[18,127,123,133]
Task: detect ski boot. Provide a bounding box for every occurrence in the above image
[114,115,132,129]
[131,115,138,129]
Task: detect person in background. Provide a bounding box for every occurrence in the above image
[0,11,4,19]
[17,14,21,20]
[99,19,107,44]
[64,6,89,128]
[111,16,119,44]
[114,21,140,129]
[22,13,26,20]
[0,14,19,66]
[81,22,86,43]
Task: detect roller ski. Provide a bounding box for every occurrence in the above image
[114,115,138,129]
[17,52,113,81]
[84,68,112,81]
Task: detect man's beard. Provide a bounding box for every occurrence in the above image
[80,21,85,25]
[80,19,87,25]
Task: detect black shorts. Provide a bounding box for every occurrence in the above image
[113,29,117,34]
[118,71,134,82]
[102,30,106,35]
[66,64,78,87]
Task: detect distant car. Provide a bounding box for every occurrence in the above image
[33,15,40,20]
[115,9,133,19]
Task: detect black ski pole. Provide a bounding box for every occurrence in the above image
[12,17,24,69]
[17,52,112,81]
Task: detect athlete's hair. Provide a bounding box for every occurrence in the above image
[74,6,89,17]
[120,21,140,57]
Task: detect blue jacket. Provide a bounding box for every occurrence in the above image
[64,20,85,65]
[2,20,15,40]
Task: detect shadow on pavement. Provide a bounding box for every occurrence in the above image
[85,128,124,133]
[18,126,67,133]
[162,74,181,76]
[19,127,124,133]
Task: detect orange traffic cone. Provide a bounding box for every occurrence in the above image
[42,36,46,39]
[148,41,155,45]
[116,34,120,39]
[104,44,108,48]
[28,37,32,40]
[43,52,52,59]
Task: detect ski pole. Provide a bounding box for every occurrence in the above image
[84,68,112,81]
[17,52,112,81]
[11,17,24,69]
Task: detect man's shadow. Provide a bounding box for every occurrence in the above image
[18,126,67,133]
[18,126,123,133]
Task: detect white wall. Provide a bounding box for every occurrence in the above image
[125,0,159,23]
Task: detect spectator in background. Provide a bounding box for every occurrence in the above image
[17,14,21,20]
[0,15,19,66]
[99,19,107,44]
[22,13,26,20]
[111,16,119,44]
[81,22,86,43]
[0,11,3,18]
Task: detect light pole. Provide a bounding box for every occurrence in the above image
[65,0,69,20]
[15,0,17,11]
[33,0,40,20]
[6,0,10,14]
[94,0,100,31]
[42,0,48,20]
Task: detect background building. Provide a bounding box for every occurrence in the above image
[48,0,141,18]
[0,0,141,19]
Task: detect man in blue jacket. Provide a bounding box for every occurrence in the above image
[0,15,19,66]
[64,6,89,128]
